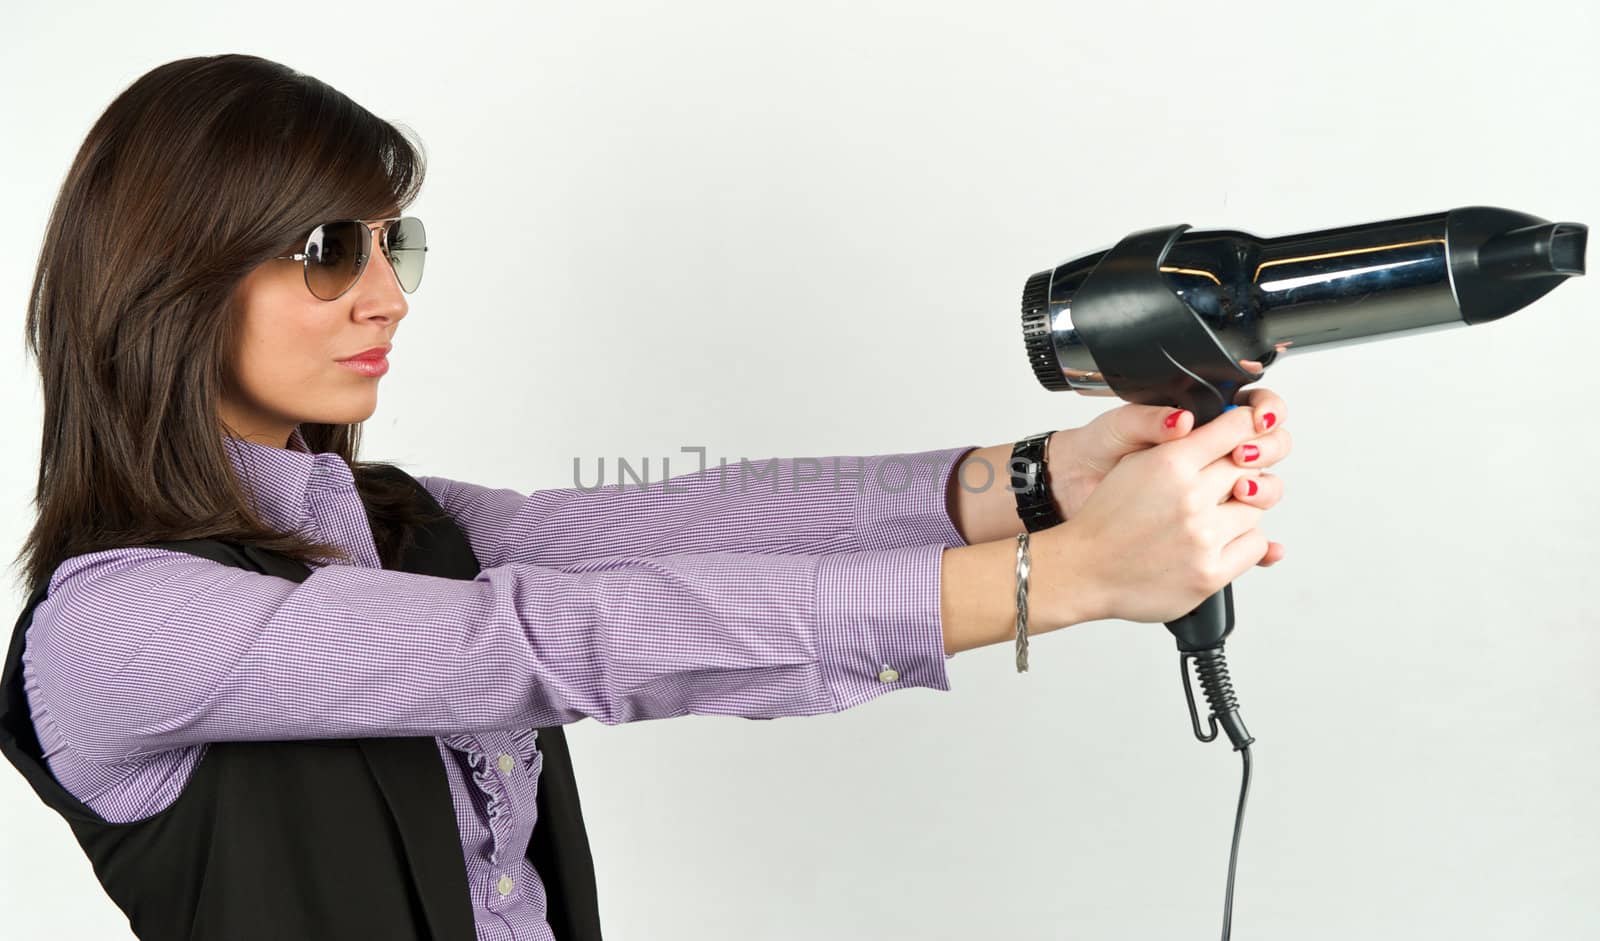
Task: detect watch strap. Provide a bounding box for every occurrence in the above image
[1010,431,1063,532]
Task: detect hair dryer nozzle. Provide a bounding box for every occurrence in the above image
[1449,207,1586,324]
[1478,222,1587,279]
[1551,223,1587,275]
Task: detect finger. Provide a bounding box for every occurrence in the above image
[1203,447,1283,504]
[1219,526,1272,581]
[1168,405,1261,474]
[1085,403,1195,457]
[1214,497,1266,546]
[1231,426,1294,469]
[1216,477,1286,567]
[1233,386,1285,434]
[1224,471,1281,507]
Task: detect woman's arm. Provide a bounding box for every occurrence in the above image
[944,441,1034,546]
[415,443,981,570]
[26,539,960,765]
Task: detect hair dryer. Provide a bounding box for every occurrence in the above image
[1017,205,1586,939]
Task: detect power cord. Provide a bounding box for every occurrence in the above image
[1180,649,1255,940]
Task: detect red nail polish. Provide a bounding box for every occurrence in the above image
[1240,444,1259,461]
[1164,410,1185,429]
[1262,412,1276,430]
[1245,479,1258,496]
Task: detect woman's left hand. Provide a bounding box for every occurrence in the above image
[1047,386,1292,566]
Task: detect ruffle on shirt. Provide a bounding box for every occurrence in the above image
[444,729,543,869]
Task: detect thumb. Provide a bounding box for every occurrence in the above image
[1086,404,1194,456]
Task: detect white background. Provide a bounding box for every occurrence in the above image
[3,1,1597,938]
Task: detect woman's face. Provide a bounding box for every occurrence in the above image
[222,221,409,447]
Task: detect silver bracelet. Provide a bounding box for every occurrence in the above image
[1014,531,1031,673]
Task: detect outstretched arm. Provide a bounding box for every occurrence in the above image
[27,539,957,767]
[416,444,982,571]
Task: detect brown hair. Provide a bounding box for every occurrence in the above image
[12,53,450,599]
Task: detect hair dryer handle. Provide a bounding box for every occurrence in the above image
[1167,582,1235,652]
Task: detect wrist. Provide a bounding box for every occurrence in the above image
[945,431,1075,545]
[947,443,1021,545]
[1031,522,1102,630]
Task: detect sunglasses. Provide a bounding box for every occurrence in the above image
[273,216,427,301]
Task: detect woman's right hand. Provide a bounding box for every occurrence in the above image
[1041,404,1288,625]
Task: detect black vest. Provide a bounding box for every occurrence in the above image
[0,465,603,940]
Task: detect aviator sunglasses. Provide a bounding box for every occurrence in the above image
[273,216,427,301]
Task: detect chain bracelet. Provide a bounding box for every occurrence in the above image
[1015,530,1031,673]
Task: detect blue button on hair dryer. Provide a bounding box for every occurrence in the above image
[1018,206,1586,939]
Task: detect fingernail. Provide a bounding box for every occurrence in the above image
[1261,411,1276,430]
[1239,444,1260,462]
[1164,410,1186,429]
[1245,478,1258,496]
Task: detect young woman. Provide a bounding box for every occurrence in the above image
[1,54,1291,941]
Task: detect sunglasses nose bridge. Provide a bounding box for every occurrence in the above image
[352,225,408,297]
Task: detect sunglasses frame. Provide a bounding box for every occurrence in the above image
[272,215,427,301]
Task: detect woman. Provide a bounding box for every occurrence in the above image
[1,54,1290,940]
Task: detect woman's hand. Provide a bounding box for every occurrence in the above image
[946,385,1293,557]
[940,391,1291,648]
[1047,387,1292,566]
[1038,402,1285,625]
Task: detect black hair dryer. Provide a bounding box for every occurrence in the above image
[1017,206,1586,939]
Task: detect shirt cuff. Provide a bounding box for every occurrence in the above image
[814,543,953,712]
[853,445,979,553]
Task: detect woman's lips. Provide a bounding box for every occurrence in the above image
[336,355,389,377]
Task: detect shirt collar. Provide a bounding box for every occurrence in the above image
[222,425,355,532]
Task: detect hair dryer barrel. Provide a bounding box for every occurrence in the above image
[1023,206,1588,396]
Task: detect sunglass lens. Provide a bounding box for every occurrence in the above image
[304,220,368,301]
[386,216,427,293]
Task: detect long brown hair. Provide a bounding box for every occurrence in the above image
[12,53,451,600]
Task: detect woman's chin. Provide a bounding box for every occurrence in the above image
[316,394,379,426]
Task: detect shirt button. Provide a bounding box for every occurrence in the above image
[878,666,900,683]
[496,875,515,896]
[497,753,515,773]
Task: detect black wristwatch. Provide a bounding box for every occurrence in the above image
[1010,431,1063,532]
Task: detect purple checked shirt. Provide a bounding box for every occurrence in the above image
[20,426,977,940]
